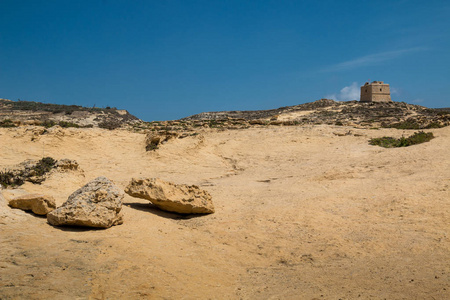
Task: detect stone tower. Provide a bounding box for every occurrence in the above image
[360,81,392,102]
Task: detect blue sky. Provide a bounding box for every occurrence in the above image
[1,0,449,121]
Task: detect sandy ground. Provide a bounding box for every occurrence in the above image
[0,125,449,299]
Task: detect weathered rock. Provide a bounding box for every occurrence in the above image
[8,194,56,215]
[249,119,268,125]
[125,178,214,214]
[47,176,124,228]
[55,159,79,171]
[145,131,179,151]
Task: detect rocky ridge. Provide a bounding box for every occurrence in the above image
[133,99,449,150]
[0,98,140,129]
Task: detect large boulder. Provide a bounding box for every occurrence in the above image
[47,177,124,228]
[8,194,56,215]
[125,178,214,214]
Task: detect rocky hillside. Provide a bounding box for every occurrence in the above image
[0,98,140,129]
[143,99,450,130]
[133,99,450,151]
[182,98,340,121]
[182,99,449,127]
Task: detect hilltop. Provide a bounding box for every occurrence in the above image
[182,99,449,128]
[2,98,448,131]
[0,98,140,129]
[129,99,450,150]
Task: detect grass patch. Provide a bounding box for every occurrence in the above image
[369,131,434,148]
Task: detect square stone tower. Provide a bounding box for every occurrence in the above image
[360,81,392,102]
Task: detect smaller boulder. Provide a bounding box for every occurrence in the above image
[47,176,124,228]
[8,194,56,215]
[125,178,214,214]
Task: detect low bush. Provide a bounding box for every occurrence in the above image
[0,170,22,187]
[58,121,80,128]
[40,120,89,128]
[33,157,56,176]
[424,122,444,129]
[387,120,421,129]
[0,119,17,128]
[41,120,57,128]
[98,120,122,130]
[369,131,434,148]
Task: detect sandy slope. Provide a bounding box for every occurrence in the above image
[0,125,449,299]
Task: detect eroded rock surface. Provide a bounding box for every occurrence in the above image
[125,178,214,214]
[47,176,124,228]
[8,194,56,215]
[55,159,79,171]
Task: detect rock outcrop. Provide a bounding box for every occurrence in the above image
[0,98,140,129]
[0,157,81,188]
[145,131,179,151]
[8,194,56,215]
[55,159,79,171]
[125,178,214,214]
[47,177,124,228]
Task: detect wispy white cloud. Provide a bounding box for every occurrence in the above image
[325,82,360,101]
[321,47,427,72]
[390,87,400,95]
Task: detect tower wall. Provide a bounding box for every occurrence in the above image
[360,81,392,102]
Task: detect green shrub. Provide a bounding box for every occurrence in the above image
[387,120,420,129]
[369,131,434,148]
[0,119,16,128]
[42,120,57,128]
[0,170,21,187]
[425,122,444,129]
[58,121,80,128]
[98,120,122,130]
[33,157,56,176]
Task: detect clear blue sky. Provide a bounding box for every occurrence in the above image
[1,0,449,121]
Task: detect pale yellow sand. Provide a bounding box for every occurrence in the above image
[1,125,449,299]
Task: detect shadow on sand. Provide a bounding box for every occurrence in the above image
[124,202,205,220]
[48,224,107,232]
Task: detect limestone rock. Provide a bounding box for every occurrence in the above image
[145,131,179,151]
[47,176,124,228]
[125,178,214,214]
[8,194,56,215]
[55,159,79,171]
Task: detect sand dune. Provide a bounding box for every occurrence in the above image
[1,125,449,299]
